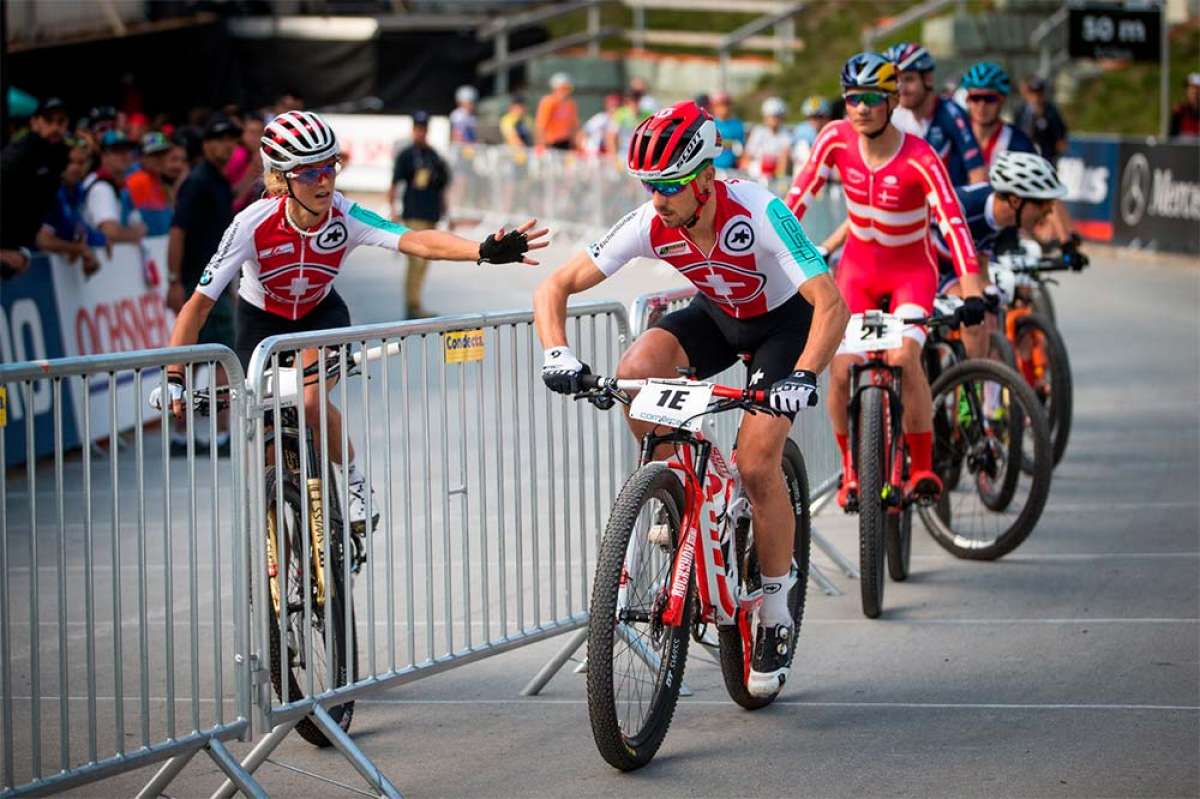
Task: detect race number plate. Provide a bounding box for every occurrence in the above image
[629,379,714,432]
[842,311,904,354]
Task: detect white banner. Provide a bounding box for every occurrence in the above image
[50,236,175,441]
[325,113,451,194]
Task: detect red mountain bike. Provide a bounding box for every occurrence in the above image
[574,373,811,770]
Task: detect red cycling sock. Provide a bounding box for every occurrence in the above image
[836,432,852,471]
[906,431,933,473]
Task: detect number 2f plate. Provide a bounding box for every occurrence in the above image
[629,379,714,432]
[842,312,905,354]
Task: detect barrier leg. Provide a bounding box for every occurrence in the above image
[811,525,860,580]
[204,738,268,799]
[310,703,402,799]
[520,626,589,696]
[136,745,202,798]
[210,718,297,799]
[808,561,841,597]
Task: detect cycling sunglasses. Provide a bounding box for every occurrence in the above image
[286,161,342,185]
[967,93,1003,104]
[843,91,890,108]
[642,169,701,197]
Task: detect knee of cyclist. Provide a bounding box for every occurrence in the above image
[737,456,778,497]
[616,350,661,380]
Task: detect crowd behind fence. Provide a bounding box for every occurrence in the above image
[1,295,845,796]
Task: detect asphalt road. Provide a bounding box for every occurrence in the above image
[7,218,1198,798]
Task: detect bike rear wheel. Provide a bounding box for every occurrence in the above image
[919,360,1053,560]
[718,439,811,709]
[857,389,888,618]
[587,463,691,771]
[264,474,357,747]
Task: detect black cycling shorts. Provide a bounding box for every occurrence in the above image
[651,292,814,410]
[235,290,352,370]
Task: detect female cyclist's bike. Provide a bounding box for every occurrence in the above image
[574,373,811,770]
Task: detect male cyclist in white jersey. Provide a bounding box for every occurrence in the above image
[534,100,848,697]
[152,110,548,530]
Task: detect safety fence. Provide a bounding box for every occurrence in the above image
[0,345,257,797]
[444,143,849,247]
[1,297,850,796]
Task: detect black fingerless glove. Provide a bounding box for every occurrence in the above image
[956,296,987,327]
[477,229,529,265]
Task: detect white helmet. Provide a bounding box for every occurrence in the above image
[455,85,478,105]
[761,97,787,118]
[989,151,1067,200]
[260,110,339,172]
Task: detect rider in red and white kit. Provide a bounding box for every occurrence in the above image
[787,52,987,507]
[152,110,548,530]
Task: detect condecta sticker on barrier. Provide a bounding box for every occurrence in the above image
[443,328,486,364]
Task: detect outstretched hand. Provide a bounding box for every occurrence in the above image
[488,218,550,266]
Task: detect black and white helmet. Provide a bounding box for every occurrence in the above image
[261,111,339,172]
[989,151,1067,200]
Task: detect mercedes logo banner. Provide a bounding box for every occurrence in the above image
[1061,135,1199,255]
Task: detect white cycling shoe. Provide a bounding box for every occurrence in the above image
[347,479,380,535]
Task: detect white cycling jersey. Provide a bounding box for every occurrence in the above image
[195,192,409,320]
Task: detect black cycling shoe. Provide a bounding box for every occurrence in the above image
[747,621,794,698]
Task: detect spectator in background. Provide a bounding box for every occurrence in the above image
[500,95,534,150]
[790,95,832,169]
[167,114,241,454]
[80,105,117,153]
[227,115,265,211]
[273,91,304,116]
[1169,73,1200,138]
[36,140,101,276]
[710,91,745,170]
[606,90,646,159]
[743,96,792,180]
[694,93,711,113]
[451,85,479,144]
[1,96,70,270]
[81,130,145,251]
[1015,75,1068,166]
[535,72,579,151]
[388,110,449,319]
[163,139,189,200]
[126,111,149,143]
[126,132,175,236]
[581,92,620,156]
[174,125,204,168]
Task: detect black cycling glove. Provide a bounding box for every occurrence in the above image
[1060,237,1088,271]
[955,296,987,327]
[478,229,529,265]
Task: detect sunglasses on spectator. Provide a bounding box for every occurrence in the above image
[642,169,702,197]
[967,93,1003,104]
[285,162,342,185]
[843,92,889,108]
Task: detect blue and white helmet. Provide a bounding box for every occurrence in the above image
[884,42,936,73]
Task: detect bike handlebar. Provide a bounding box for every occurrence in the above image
[577,374,768,406]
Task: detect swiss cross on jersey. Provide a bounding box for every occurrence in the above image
[256,207,351,318]
[648,195,769,317]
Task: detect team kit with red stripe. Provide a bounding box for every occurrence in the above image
[788,118,980,343]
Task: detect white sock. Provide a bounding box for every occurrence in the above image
[760,569,796,628]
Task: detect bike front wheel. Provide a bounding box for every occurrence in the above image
[857,389,889,618]
[264,473,357,747]
[919,360,1053,560]
[1013,313,1073,470]
[718,438,811,709]
[587,463,691,771]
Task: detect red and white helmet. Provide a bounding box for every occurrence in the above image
[626,101,721,181]
[261,110,339,172]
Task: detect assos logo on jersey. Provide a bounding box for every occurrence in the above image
[310,220,349,254]
[720,217,755,253]
[678,262,766,305]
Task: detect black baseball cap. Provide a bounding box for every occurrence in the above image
[203,115,243,140]
[33,97,68,119]
[412,110,430,127]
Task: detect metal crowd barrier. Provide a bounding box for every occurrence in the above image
[215,302,632,797]
[0,345,258,798]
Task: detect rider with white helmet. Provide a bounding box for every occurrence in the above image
[744,96,792,180]
[154,110,549,530]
